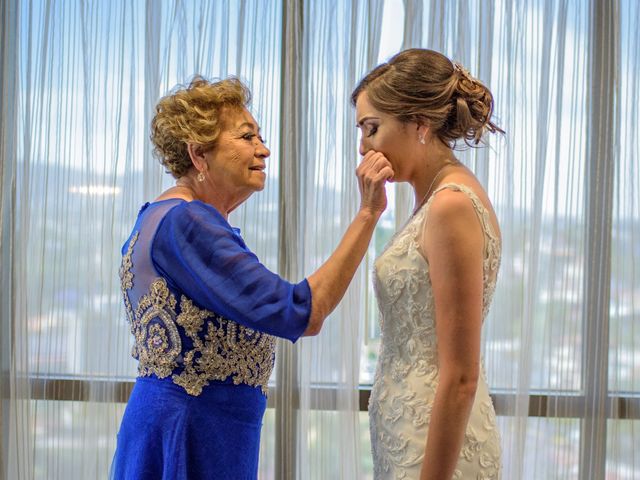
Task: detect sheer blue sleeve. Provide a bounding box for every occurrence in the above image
[151,201,311,342]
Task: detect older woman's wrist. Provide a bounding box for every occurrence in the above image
[356,207,383,223]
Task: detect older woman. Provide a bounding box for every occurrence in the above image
[110,77,392,479]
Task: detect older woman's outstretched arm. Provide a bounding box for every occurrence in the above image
[304,150,392,336]
[151,150,392,342]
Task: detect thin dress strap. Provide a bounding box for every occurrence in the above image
[425,183,502,318]
[427,182,501,247]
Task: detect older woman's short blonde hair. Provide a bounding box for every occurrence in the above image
[150,76,251,178]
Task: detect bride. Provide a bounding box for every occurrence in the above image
[352,49,504,479]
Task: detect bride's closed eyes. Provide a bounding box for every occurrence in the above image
[357,122,379,137]
[365,124,378,137]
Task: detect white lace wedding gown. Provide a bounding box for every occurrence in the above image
[369,183,502,479]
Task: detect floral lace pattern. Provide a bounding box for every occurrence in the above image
[119,232,276,396]
[370,183,502,479]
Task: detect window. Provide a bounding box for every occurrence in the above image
[3,1,638,479]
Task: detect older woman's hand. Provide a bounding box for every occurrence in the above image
[356,150,394,215]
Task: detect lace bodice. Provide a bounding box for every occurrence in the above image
[369,183,502,479]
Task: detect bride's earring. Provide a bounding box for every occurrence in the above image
[418,134,426,145]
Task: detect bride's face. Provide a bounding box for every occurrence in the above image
[355,91,421,183]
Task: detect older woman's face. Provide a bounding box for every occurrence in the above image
[204,108,270,198]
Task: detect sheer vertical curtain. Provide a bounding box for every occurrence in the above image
[2,1,286,478]
[394,0,638,479]
[281,2,383,479]
[0,0,382,479]
[2,0,639,479]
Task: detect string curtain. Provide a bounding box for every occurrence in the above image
[1,0,639,479]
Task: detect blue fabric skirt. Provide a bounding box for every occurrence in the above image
[110,377,267,480]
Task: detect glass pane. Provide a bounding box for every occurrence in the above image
[358,0,404,386]
[297,410,362,479]
[17,0,145,379]
[360,191,395,385]
[356,1,591,394]
[359,411,374,479]
[498,416,580,479]
[258,409,276,480]
[25,400,275,478]
[609,0,640,393]
[17,0,283,379]
[607,420,640,479]
[29,400,125,478]
[481,0,589,392]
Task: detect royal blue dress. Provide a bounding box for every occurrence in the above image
[110,199,311,480]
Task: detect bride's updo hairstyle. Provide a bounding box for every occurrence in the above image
[351,48,504,148]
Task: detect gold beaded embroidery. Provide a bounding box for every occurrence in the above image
[119,232,137,327]
[173,298,276,396]
[119,231,276,396]
[134,278,181,379]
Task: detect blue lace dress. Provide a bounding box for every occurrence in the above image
[110,199,311,480]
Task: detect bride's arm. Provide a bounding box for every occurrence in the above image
[418,189,485,480]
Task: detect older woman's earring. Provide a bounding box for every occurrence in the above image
[197,171,205,182]
[419,135,426,145]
